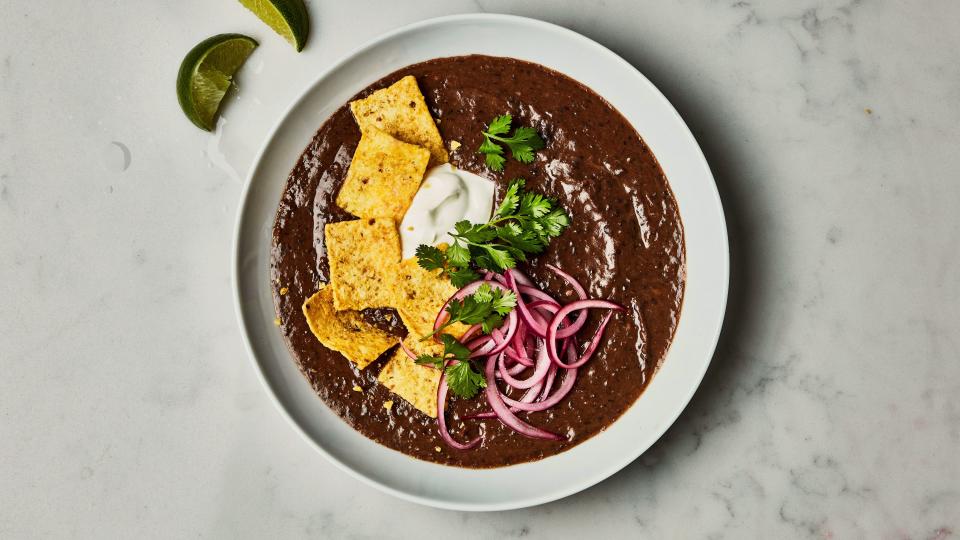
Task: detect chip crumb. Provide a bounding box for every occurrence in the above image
[383,400,394,411]
[435,446,441,452]
[407,226,415,231]
[274,317,281,326]
[449,140,461,151]
[279,286,289,295]
[352,385,363,392]
[865,107,873,115]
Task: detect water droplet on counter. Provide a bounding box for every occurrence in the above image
[102,141,131,172]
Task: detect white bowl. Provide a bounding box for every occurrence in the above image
[233,13,728,511]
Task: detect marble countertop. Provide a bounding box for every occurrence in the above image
[2,0,958,537]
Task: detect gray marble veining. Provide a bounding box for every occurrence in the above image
[1,0,957,538]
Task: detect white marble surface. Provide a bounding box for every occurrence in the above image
[2,0,958,537]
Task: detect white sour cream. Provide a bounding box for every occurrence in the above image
[399,164,495,258]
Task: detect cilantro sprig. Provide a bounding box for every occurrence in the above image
[479,114,545,171]
[416,178,570,285]
[421,283,517,341]
[415,334,487,399]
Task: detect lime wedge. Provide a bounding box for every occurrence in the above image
[238,0,309,51]
[176,34,258,131]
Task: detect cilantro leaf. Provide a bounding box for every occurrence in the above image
[481,313,503,334]
[484,152,507,171]
[445,360,487,399]
[415,244,447,271]
[482,244,515,271]
[445,241,471,267]
[519,192,552,218]
[511,127,545,150]
[446,295,493,325]
[447,266,480,288]
[489,288,517,316]
[496,224,543,254]
[486,114,513,136]
[478,137,503,156]
[493,178,524,219]
[439,333,471,360]
[472,283,494,304]
[415,354,445,369]
[478,115,545,171]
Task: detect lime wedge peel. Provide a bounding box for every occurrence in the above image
[239,0,310,52]
[176,34,258,131]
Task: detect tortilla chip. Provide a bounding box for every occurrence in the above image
[350,76,449,166]
[336,127,430,220]
[302,285,396,369]
[391,258,469,340]
[378,336,444,417]
[325,218,401,311]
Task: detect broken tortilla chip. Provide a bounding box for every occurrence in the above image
[378,336,444,417]
[302,285,396,369]
[390,258,469,340]
[325,218,401,311]
[336,127,430,220]
[350,75,448,166]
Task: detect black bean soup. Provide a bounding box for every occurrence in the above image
[270,56,685,468]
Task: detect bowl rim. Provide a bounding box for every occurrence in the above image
[232,12,728,511]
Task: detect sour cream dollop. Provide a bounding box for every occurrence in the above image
[399,164,495,259]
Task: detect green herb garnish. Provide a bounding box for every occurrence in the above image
[415,178,570,282]
[415,244,481,288]
[421,283,517,341]
[415,334,487,399]
[478,114,545,171]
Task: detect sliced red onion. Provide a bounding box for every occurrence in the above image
[545,264,589,338]
[504,346,534,367]
[546,300,623,369]
[459,324,482,343]
[539,364,558,401]
[486,311,518,356]
[437,362,482,450]
[471,365,576,418]
[484,355,562,440]
[506,270,549,338]
[434,269,623,448]
[502,367,577,411]
[496,360,527,378]
[515,376,544,404]
[507,269,535,287]
[468,336,496,358]
[498,339,550,389]
[518,285,560,306]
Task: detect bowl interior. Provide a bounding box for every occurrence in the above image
[233,14,728,511]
